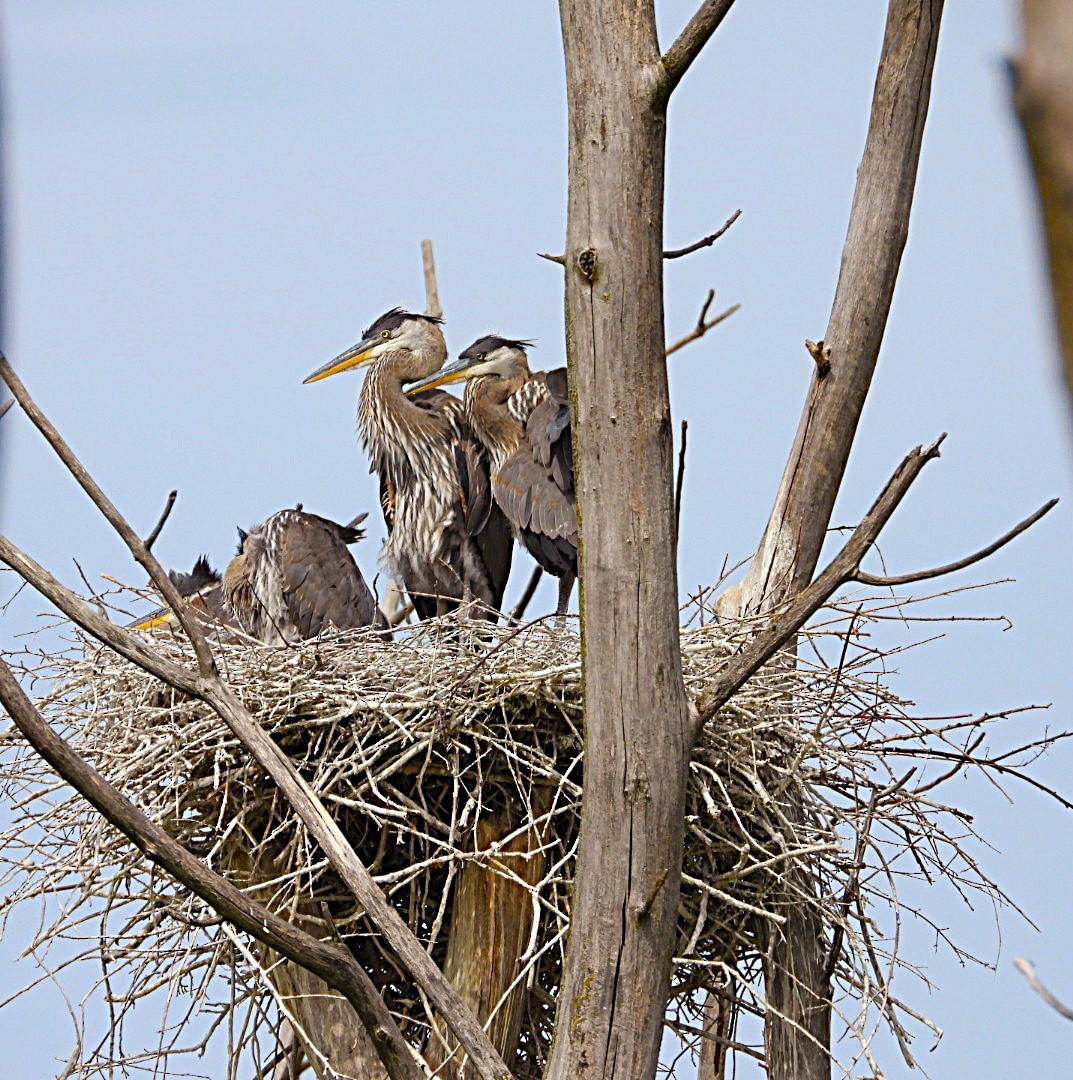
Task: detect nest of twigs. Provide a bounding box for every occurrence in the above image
[0,583,1060,1079]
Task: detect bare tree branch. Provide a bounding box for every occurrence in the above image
[855,498,1058,587]
[1015,958,1073,1021]
[665,290,739,357]
[660,1,737,96]
[722,8,946,1073]
[0,358,514,1080]
[736,0,945,613]
[696,436,945,732]
[674,420,688,546]
[0,661,423,1080]
[1013,0,1073,411]
[664,209,741,259]
[143,489,178,552]
[421,239,443,320]
[0,396,13,421]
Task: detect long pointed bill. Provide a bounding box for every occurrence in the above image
[406,357,484,396]
[129,605,176,631]
[303,336,379,385]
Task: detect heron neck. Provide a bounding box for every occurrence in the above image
[466,374,526,468]
[359,346,448,460]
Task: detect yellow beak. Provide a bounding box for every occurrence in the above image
[303,338,378,385]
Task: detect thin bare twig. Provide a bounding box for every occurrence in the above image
[0,396,13,421]
[421,239,443,320]
[536,251,566,266]
[674,420,689,546]
[666,290,740,357]
[664,209,741,260]
[660,0,738,96]
[855,499,1058,587]
[144,490,178,552]
[1015,958,1073,1021]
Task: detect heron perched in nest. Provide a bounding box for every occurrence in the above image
[130,556,238,632]
[409,336,577,615]
[303,309,513,621]
[223,508,386,644]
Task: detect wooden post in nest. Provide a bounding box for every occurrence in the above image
[426,799,550,1078]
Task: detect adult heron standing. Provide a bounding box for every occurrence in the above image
[303,309,513,621]
[408,336,577,615]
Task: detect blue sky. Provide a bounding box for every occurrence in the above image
[1,3,1071,1076]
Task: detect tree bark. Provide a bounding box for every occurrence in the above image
[547,6,693,1080]
[1014,0,1073,412]
[724,4,944,1078]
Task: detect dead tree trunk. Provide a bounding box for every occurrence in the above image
[726,4,944,1078]
[427,811,547,1078]
[546,5,697,1080]
[1014,0,1073,414]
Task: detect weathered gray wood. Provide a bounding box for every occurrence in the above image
[735,0,945,615]
[725,4,945,1078]
[271,956,390,1080]
[427,811,546,1078]
[1014,0,1073,411]
[546,5,694,1080]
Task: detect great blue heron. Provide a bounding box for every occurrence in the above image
[303,309,513,621]
[130,555,237,632]
[408,336,577,615]
[223,507,387,644]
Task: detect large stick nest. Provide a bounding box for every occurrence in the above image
[0,584,1059,1078]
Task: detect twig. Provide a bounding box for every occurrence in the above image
[674,420,688,546]
[0,356,514,1080]
[660,0,738,97]
[510,566,545,623]
[665,291,739,357]
[1015,958,1073,1021]
[421,239,443,320]
[536,251,566,266]
[0,660,423,1080]
[144,490,178,552]
[855,499,1058,587]
[664,209,741,259]
[0,397,13,421]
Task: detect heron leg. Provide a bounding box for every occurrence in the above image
[556,572,575,616]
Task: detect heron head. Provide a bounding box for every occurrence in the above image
[406,335,533,395]
[303,308,445,384]
[128,556,222,630]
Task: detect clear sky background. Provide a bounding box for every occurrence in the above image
[1,2,1071,1077]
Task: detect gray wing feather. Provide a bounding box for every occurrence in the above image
[277,513,385,634]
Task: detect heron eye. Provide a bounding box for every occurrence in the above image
[476,353,485,361]
[380,330,391,340]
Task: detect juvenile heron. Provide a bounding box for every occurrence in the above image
[303,309,513,621]
[408,336,577,615]
[223,507,386,644]
[130,556,236,632]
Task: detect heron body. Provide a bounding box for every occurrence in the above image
[304,309,513,621]
[223,508,386,644]
[409,337,577,615]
